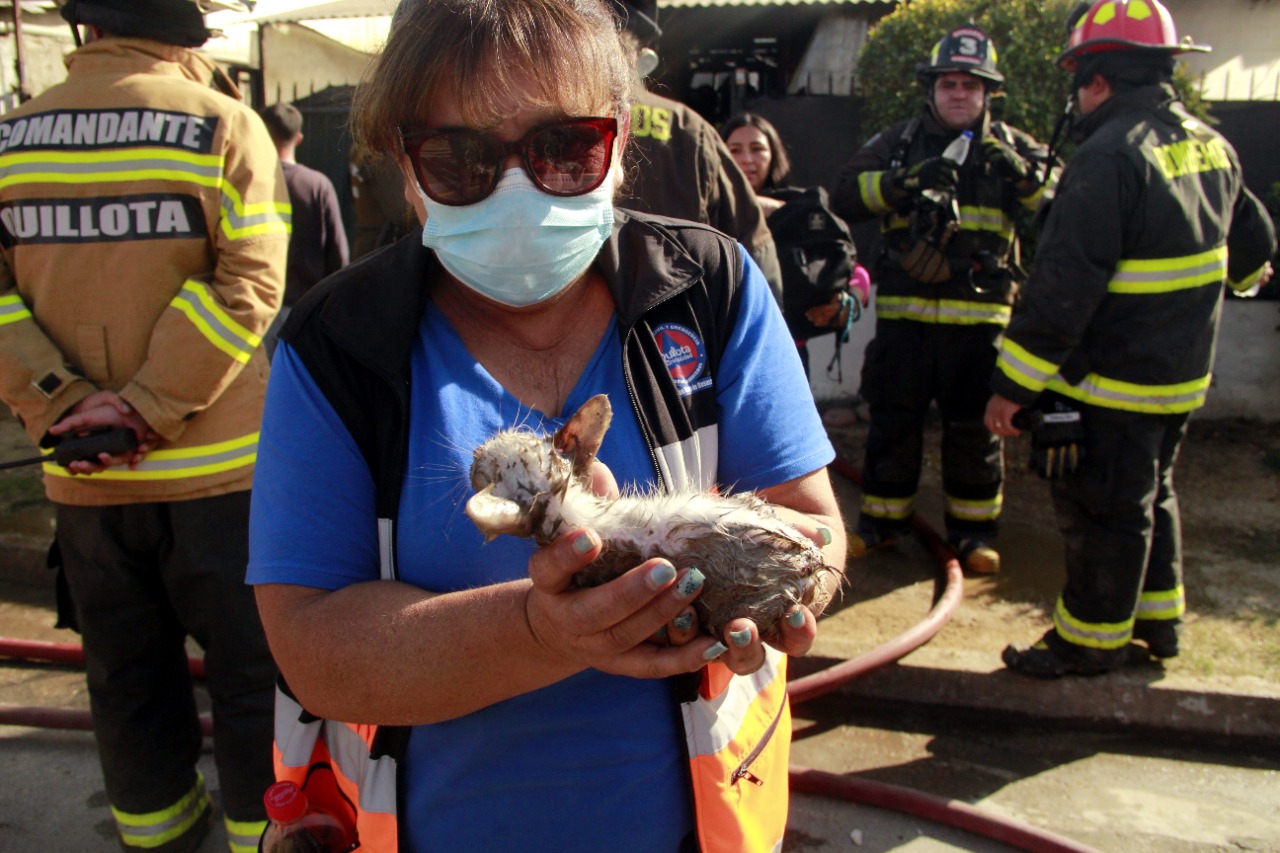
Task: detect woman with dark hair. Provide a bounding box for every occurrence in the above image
[247,2,845,851]
[722,112,791,213]
[722,112,868,379]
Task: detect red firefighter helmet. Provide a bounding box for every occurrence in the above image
[1057,0,1209,69]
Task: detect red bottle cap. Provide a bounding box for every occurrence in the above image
[263,781,308,824]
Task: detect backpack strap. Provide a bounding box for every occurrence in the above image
[888,117,922,171]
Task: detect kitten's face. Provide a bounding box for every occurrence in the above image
[466,429,574,541]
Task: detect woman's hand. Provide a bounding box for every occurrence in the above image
[647,510,835,676]
[525,528,731,678]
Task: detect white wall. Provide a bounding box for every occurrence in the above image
[1201,299,1280,421]
[808,296,1280,422]
[1166,0,1280,102]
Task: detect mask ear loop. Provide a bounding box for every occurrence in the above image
[636,47,660,79]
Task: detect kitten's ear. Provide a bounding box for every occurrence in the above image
[554,394,612,481]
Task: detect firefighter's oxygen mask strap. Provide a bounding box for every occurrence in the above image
[1040,94,1076,189]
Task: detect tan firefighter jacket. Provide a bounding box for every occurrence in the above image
[0,37,289,505]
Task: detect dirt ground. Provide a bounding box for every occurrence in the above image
[2,408,1278,853]
[4,404,1277,687]
[812,403,1280,686]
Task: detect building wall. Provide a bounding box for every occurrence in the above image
[0,24,73,113]
[1166,0,1280,102]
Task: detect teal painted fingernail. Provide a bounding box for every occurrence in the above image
[647,561,676,588]
[730,628,752,647]
[654,626,669,641]
[573,532,595,554]
[673,613,694,632]
[819,527,834,546]
[676,568,705,599]
[787,609,806,628]
[703,641,728,661]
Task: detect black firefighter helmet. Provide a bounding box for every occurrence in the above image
[59,0,250,48]
[917,25,1006,89]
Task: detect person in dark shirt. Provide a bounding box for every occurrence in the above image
[258,102,350,356]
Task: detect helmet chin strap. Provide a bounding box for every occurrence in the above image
[1039,92,1076,189]
[66,0,83,46]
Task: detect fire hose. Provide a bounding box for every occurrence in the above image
[0,449,1098,852]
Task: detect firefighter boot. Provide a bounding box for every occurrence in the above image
[1133,620,1180,659]
[948,535,1000,575]
[1002,630,1125,679]
[849,519,903,558]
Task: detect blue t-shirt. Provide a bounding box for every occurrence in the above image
[248,254,834,852]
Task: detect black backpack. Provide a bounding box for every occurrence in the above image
[765,186,859,342]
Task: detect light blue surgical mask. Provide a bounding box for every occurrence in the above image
[419,167,615,307]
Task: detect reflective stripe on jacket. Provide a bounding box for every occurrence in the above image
[273,211,793,852]
[992,85,1277,414]
[0,37,288,505]
[831,110,1050,327]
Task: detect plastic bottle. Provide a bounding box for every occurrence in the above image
[921,129,973,205]
[260,781,352,853]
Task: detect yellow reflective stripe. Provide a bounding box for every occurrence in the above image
[996,338,1059,393]
[1229,261,1269,293]
[861,492,914,521]
[0,293,33,326]
[1137,586,1186,620]
[44,432,258,480]
[1109,247,1227,294]
[220,180,291,240]
[681,648,783,758]
[958,205,1014,239]
[877,296,1011,325]
[172,280,260,363]
[226,817,268,853]
[884,214,910,232]
[1053,597,1133,651]
[946,494,1002,522]
[113,771,210,849]
[1047,372,1210,414]
[859,171,891,214]
[0,147,222,190]
[1018,182,1047,210]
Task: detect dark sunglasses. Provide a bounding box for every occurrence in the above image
[401,116,618,207]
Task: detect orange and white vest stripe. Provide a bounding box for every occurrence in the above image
[270,648,790,852]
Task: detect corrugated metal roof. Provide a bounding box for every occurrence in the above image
[661,0,891,6]
[227,0,890,23]
[243,0,395,23]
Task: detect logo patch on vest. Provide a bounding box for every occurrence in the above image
[654,322,711,397]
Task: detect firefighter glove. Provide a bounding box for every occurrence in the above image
[1011,393,1085,480]
[891,156,958,197]
[981,137,1032,186]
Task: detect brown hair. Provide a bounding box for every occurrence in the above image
[351,0,632,157]
[721,112,792,190]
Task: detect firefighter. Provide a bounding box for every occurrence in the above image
[831,26,1052,574]
[0,1,286,849]
[609,0,785,305]
[988,0,1275,677]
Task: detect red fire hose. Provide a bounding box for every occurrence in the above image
[0,638,209,733]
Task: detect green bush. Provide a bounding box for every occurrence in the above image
[856,0,1208,145]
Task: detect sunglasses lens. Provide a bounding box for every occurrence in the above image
[526,120,614,196]
[414,131,500,205]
